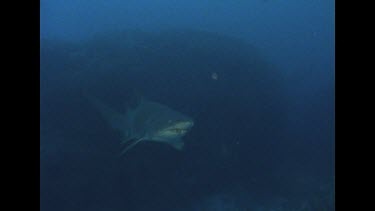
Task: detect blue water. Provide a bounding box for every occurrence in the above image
[40,0,335,210]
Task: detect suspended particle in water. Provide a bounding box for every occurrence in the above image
[211,72,218,80]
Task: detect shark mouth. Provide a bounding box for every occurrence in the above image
[158,121,194,137]
[167,128,188,135]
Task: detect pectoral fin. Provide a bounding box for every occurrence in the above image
[119,138,144,156]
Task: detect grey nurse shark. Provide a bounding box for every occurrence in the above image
[86,95,194,155]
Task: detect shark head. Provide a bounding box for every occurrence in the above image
[151,119,194,141]
[125,100,194,153]
[133,101,194,145]
[86,94,194,155]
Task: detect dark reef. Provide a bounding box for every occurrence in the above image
[41,29,333,211]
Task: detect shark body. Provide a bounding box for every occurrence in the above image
[87,95,194,155]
